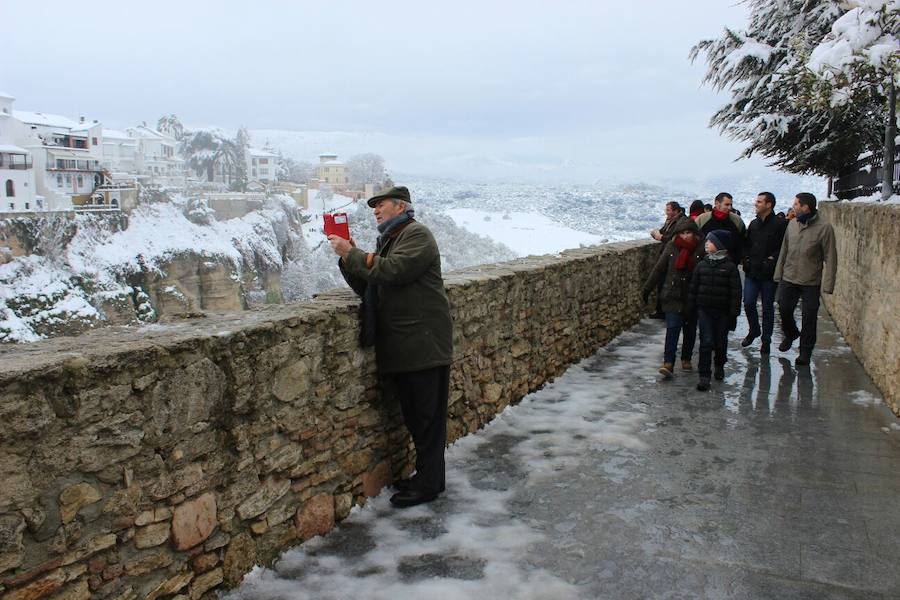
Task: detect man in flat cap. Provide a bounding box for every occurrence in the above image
[328,186,453,508]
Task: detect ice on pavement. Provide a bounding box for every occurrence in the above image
[226,327,658,600]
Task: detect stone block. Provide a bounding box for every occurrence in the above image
[188,568,222,600]
[133,522,170,549]
[123,549,172,577]
[171,493,217,551]
[144,571,193,600]
[60,533,116,567]
[47,579,89,600]
[236,477,289,521]
[295,493,334,541]
[190,552,219,574]
[0,513,26,573]
[58,484,102,524]
[222,533,256,587]
[361,460,392,498]
[3,568,66,600]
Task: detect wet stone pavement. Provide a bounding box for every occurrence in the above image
[228,309,900,600]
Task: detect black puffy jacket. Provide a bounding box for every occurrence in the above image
[743,212,787,281]
[687,252,742,317]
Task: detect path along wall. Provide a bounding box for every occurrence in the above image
[819,201,900,414]
[0,240,658,600]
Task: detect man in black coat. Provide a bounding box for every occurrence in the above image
[741,192,788,355]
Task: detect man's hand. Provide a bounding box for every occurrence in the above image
[328,235,354,259]
[650,229,662,241]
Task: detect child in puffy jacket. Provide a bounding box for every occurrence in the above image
[687,231,742,391]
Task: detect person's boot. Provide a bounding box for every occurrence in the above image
[390,489,439,508]
[697,377,711,391]
[681,359,693,371]
[741,332,759,347]
[714,365,725,380]
[779,333,799,352]
[760,341,771,355]
[659,363,674,379]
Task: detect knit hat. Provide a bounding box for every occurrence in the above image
[706,230,731,251]
[672,218,700,236]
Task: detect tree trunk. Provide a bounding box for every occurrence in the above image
[883,78,897,201]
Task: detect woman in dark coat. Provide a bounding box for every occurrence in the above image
[642,219,705,378]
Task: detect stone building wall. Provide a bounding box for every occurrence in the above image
[0,239,658,600]
[819,201,900,414]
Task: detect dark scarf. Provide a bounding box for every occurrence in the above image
[796,208,816,225]
[673,235,699,270]
[376,209,415,247]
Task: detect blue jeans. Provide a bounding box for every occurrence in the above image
[697,308,730,377]
[743,277,777,342]
[664,311,697,364]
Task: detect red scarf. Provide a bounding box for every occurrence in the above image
[712,208,730,221]
[690,208,703,220]
[673,235,698,270]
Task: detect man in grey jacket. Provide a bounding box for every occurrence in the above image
[774,192,838,366]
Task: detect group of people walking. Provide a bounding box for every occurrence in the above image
[643,191,838,391]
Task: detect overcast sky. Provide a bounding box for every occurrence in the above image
[2,1,803,183]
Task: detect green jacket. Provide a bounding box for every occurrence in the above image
[774,212,837,294]
[339,220,453,374]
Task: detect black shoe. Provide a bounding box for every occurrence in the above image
[390,490,439,508]
[393,478,415,492]
[741,333,759,348]
[714,366,725,381]
[650,311,665,320]
[697,378,711,391]
[779,334,799,352]
[760,341,771,355]
[795,355,811,366]
[394,478,445,494]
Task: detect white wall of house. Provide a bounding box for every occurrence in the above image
[248,148,279,184]
[0,93,42,212]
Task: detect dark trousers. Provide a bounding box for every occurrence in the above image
[744,276,777,342]
[664,311,697,364]
[777,281,821,358]
[697,308,730,378]
[391,365,450,494]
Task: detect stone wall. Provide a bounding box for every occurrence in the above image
[819,201,900,414]
[0,239,658,600]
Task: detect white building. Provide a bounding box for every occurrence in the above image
[126,124,184,186]
[11,109,107,211]
[248,147,279,185]
[0,93,42,213]
[101,128,137,175]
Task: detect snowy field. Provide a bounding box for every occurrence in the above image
[443,209,605,256]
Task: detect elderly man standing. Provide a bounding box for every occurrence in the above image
[328,186,453,508]
[774,192,837,366]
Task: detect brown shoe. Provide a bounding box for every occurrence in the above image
[659,363,674,379]
[681,360,693,371]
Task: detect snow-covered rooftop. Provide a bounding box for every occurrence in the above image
[127,125,173,141]
[13,111,81,130]
[0,144,29,154]
[0,92,14,100]
[102,129,133,141]
[249,147,278,158]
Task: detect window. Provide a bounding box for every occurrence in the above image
[57,174,63,187]
[8,203,12,210]
[0,154,4,167]
[5,180,13,197]
[259,158,268,165]
[24,202,29,210]
[77,175,84,188]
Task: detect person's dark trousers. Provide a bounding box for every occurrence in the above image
[777,281,821,358]
[392,365,450,495]
[664,312,697,364]
[744,276,777,343]
[697,308,730,377]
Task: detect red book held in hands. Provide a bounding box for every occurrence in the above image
[323,213,350,240]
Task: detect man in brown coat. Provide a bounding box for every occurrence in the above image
[774,192,837,366]
[329,186,453,508]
